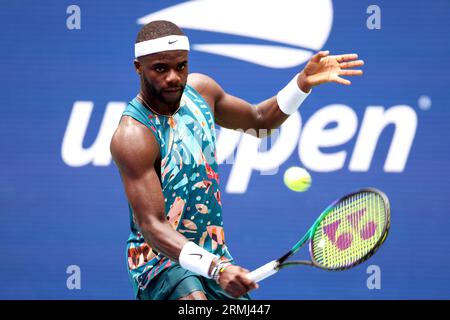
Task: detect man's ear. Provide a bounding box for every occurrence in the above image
[134,59,141,75]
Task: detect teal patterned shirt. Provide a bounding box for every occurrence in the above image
[122,85,232,296]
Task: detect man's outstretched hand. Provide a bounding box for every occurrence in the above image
[298,50,364,92]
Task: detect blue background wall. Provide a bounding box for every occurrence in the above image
[1,0,449,299]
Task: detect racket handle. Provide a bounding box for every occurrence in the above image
[247,260,278,283]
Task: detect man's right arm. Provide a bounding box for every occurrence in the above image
[110,116,258,297]
[110,116,188,261]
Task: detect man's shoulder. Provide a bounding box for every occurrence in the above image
[187,72,219,93]
[187,72,213,85]
[112,117,157,151]
[110,117,160,171]
[187,73,222,109]
[117,115,147,132]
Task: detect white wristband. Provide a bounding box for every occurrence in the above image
[277,74,311,115]
[179,241,217,278]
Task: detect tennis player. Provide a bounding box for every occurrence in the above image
[110,20,363,300]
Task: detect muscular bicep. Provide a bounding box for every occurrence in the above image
[214,92,262,131]
[188,73,260,130]
[110,117,188,260]
[188,73,284,136]
[120,162,166,227]
[110,117,165,227]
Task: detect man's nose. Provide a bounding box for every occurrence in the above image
[166,69,181,85]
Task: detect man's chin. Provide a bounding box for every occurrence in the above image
[161,91,183,105]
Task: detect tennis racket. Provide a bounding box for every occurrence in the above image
[248,188,390,283]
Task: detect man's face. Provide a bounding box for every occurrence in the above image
[136,50,189,106]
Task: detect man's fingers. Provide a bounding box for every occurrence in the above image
[334,77,351,85]
[226,286,241,298]
[239,274,259,290]
[240,268,258,289]
[228,281,248,297]
[311,50,330,62]
[243,277,259,290]
[336,53,358,62]
[339,60,364,69]
[339,69,363,76]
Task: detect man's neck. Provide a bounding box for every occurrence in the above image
[139,90,180,116]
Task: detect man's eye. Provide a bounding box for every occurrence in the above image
[154,66,165,72]
[178,63,186,71]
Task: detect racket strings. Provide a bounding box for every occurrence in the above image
[311,192,387,269]
[336,192,384,267]
[327,192,377,267]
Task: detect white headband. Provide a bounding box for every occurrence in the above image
[135,35,190,58]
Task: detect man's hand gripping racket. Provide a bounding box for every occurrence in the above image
[248,188,390,283]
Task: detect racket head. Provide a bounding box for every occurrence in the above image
[309,188,390,271]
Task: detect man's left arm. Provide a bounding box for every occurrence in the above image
[188,51,364,137]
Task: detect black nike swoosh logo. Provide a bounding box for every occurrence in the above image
[168,40,178,44]
[188,253,203,259]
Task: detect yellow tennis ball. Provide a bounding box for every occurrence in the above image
[283,166,312,192]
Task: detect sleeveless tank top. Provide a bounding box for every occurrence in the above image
[121,85,232,295]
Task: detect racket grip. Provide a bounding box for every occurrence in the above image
[247,260,278,283]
